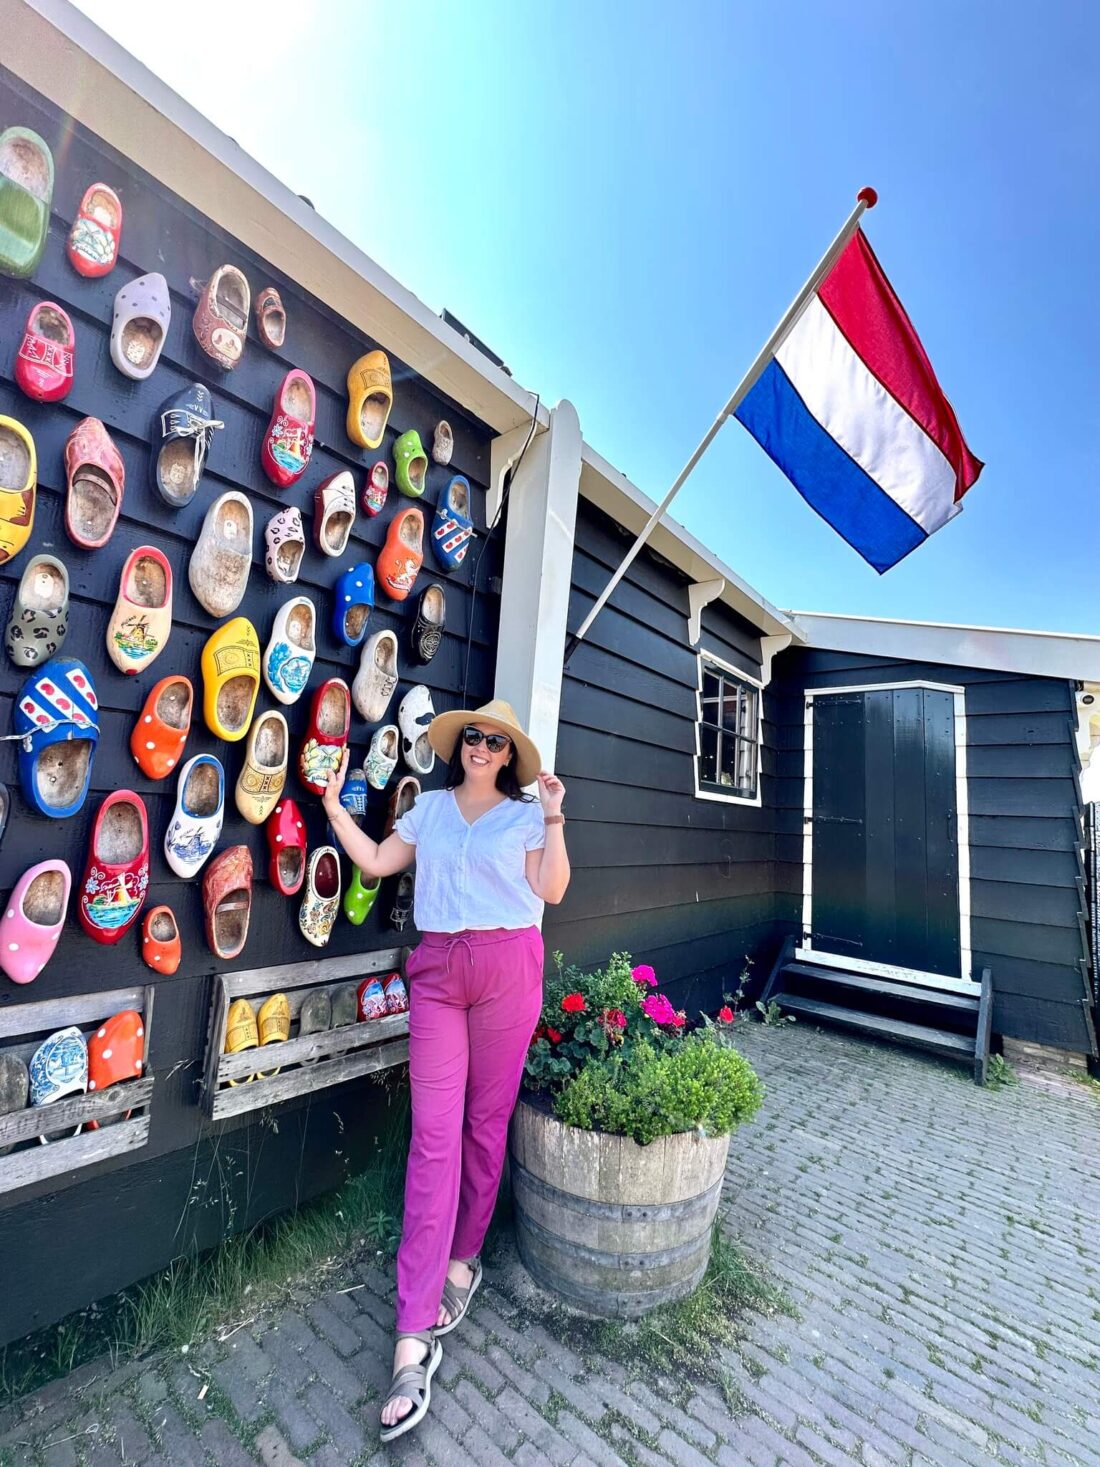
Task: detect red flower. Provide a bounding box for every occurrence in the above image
[718,1006,735,1024]
[606,1009,627,1029]
[546,1026,562,1043]
[561,993,586,1013]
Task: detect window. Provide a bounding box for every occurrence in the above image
[697,657,760,800]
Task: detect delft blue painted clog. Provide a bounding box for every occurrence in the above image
[14,657,100,818]
[431,475,474,572]
[29,1026,87,1141]
[332,561,375,646]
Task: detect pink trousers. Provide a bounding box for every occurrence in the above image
[395,926,544,1332]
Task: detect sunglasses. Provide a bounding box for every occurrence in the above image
[462,726,512,755]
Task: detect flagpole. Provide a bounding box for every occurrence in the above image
[563,186,878,666]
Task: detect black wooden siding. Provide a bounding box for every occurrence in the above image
[770,648,1096,1054]
[544,501,776,1015]
[0,67,499,1341]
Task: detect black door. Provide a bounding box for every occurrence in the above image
[810,687,960,977]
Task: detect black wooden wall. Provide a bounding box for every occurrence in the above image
[0,67,500,1341]
[770,647,1096,1054]
[544,500,776,1016]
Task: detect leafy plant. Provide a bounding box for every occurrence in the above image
[755,998,794,1026]
[985,1053,1017,1088]
[524,952,762,1144]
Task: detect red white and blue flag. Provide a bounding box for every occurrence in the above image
[734,229,983,572]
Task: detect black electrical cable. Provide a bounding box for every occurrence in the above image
[460,393,541,704]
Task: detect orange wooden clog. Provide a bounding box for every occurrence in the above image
[377,507,424,601]
[141,905,181,975]
[130,676,192,780]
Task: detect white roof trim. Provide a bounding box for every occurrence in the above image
[790,610,1100,683]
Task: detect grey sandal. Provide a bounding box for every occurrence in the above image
[435,1257,482,1338]
[379,1330,442,1443]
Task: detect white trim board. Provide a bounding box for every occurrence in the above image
[801,681,972,989]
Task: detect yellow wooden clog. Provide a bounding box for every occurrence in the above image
[256,991,290,1078]
[202,616,260,741]
[224,998,259,1087]
[0,416,36,568]
[234,709,288,824]
[346,350,392,450]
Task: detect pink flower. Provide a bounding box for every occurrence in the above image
[631,964,657,987]
[718,1006,735,1024]
[641,993,684,1028]
[561,993,586,1013]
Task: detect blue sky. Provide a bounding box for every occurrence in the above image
[74,0,1100,633]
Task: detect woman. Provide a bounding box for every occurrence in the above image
[322,697,569,1441]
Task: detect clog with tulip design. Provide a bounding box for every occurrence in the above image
[141,906,181,975]
[201,617,260,740]
[78,791,149,945]
[164,755,223,878]
[15,302,74,402]
[267,798,306,896]
[299,847,341,948]
[377,507,424,601]
[130,676,192,780]
[107,547,172,675]
[0,416,36,567]
[261,370,315,488]
[235,710,288,824]
[346,350,392,449]
[67,182,122,278]
[363,461,389,516]
[298,679,351,796]
[0,860,70,985]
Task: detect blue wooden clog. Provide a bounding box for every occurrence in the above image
[332,561,375,646]
[14,656,100,818]
[431,476,474,572]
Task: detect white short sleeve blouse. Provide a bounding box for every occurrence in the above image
[395,788,547,933]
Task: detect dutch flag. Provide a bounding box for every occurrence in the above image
[735,228,983,573]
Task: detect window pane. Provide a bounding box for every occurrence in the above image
[739,687,757,737]
[719,730,739,787]
[721,686,741,730]
[700,723,719,785]
[702,671,721,703]
[737,736,756,793]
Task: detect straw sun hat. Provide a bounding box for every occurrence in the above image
[427,699,542,787]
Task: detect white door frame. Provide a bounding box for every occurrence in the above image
[800,681,976,996]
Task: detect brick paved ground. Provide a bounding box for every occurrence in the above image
[2,1021,1099,1466]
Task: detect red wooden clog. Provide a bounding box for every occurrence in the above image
[267,798,306,895]
[15,302,74,403]
[261,370,315,489]
[67,183,122,278]
[298,678,351,796]
[202,845,252,961]
[78,791,149,945]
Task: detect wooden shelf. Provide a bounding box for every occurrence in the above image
[0,985,155,1194]
[202,949,411,1120]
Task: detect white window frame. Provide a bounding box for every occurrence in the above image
[693,650,763,807]
[800,680,975,995]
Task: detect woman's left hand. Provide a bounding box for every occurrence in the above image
[537,770,565,815]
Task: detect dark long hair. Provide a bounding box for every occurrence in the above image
[443,733,535,801]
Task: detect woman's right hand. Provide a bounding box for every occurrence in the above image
[321,748,349,818]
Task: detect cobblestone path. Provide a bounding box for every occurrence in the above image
[2,1022,1098,1465]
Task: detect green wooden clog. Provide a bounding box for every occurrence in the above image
[343,867,380,925]
[0,127,54,279]
[393,429,428,498]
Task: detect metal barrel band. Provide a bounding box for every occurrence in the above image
[510,1156,724,1222]
[513,1201,713,1271]
[516,1222,709,1315]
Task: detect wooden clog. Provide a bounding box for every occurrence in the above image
[363,461,389,516]
[67,182,122,278]
[263,596,316,706]
[431,475,474,571]
[264,507,305,584]
[352,629,399,722]
[299,847,341,948]
[0,416,36,567]
[346,350,392,449]
[377,506,424,601]
[189,492,253,618]
[0,127,53,279]
[267,798,306,896]
[201,617,260,741]
[141,905,181,975]
[107,547,172,675]
[131,676,192,780]
[78,791,149,945]
[14,657,99,819]
[313,472,356,557]
[393,429,428,498]
[432,420,454,466]
[203,845,253,961]
[0,860,70,984]
[64,417,123,550]
[152,384,222,508]
[164,755,224,877]
[15,302,74,403]
[6,555,68,667]
[193,264,250,369]
[235,709,288,824]
[254,286,286,349]
[332,562,374,647]
[410,582,445,665]
[111,272,170,380]
[299,678,351,795]
[261,370,315,488]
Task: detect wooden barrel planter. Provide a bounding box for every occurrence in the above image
[508,1093,731,1318]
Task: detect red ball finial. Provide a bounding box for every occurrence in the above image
[857,186,878,208]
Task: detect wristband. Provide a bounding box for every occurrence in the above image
[544,814,565,826]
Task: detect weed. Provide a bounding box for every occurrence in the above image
[1067,1070,1100,1097]
[985,1054,1017,1088]
[755,999,794,1027]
